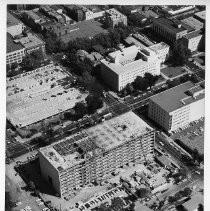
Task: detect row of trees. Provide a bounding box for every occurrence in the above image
[120,73,159,96]
[64,94,103,120]
[168,187,192,203]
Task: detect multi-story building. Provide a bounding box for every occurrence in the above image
[148,81,205,132]
[101,45,161,91]
[7,33,25,65]
[39,111,155,198]
[182,30,203,52]
[105,8,127,28]
[152,17,194,43]
[149,42,170,63]
[6,32,45,65]
[132,33,155,46]
[7,12,26,38]
[181,17,204,30]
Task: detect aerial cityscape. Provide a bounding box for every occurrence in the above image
[6,4,205,211]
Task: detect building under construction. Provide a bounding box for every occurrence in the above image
[38,111,155,198]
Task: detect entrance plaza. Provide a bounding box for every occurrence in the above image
[7,64,88,128]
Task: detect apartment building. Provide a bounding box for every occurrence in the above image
[101,45,161,91]
[7,33,25,65]
[182,30,203,52]
[7,12,26,38]
[149,42,170,63]
[39,111,155,198]
[152,18,194,43]
[148,81,205,132]
[158,5,195,16]
[105,8,127,28]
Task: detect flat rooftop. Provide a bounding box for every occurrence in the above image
[138,10,159,18]
[194,11,206,21]
[7,64,88,128]
[181,17,203,30]
[183,30,202,40]
[7,12,21,27]
[132,33,154,46]
[124,36,147,49]
[7,33,24,53]
[150,81,205,113]
[106,8,126,19]
[101,46,159,75]
[149,42,169,52]
[24,10,41,21]
[39,111,154,170]
[14,33,45,49]
[182,193,203,211]
[153,17,193,33]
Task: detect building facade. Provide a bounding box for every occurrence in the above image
[39,112,155,198]
[7,33,25,65]
[152,18,189,43]
[149,42,170,63]
[148,81,205,132]
[182,30,203,52]
[101,45,161,91]
[105,8,127,28]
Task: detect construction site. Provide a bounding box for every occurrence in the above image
[38,111,155,199]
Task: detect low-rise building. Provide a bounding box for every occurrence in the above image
[182,30,203,52]
[149,42,170,63]
[101,45,160,91]
[132,33,155,46]
[15,33,45,54]
[105,8,127,28]
[85,5,105,19]
[148,81,205,132]
[194,10,205,23]
[181,17,204,30]
[124,36,147,49]
[39,111,155,198]
[7,12,26,38]
[158,5,195,16]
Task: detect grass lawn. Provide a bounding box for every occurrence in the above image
[161,66,187,79]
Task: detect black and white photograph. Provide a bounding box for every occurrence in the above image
[4,1,207,211]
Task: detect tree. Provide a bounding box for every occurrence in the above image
[168,196,175,203]
[86,94,103,114]
[166,79,181,88]
[74,102,87,118]
[182,187,192,197]
[5,191,15,211]
[144,72,159,89]
[192,148,199,162]
[133,76,148,91]
[82,71,95,89]
[135,188,150,198]
[29,181,36,191]
[11,62,18,70]
[198,204,204,211]
[172,40,192,66]
[126,83,134,94]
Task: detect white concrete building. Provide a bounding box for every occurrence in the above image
[149,42,170,63]
[148,81,205,132]
[39,111,155,198]
[101,45,161,91]
[182,30,203,52]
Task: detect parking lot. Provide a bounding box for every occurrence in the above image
[7,64,88,128]
[170,117,204,155]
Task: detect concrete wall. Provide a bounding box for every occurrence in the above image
[38,151,61,195]
[189,98,204,122]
